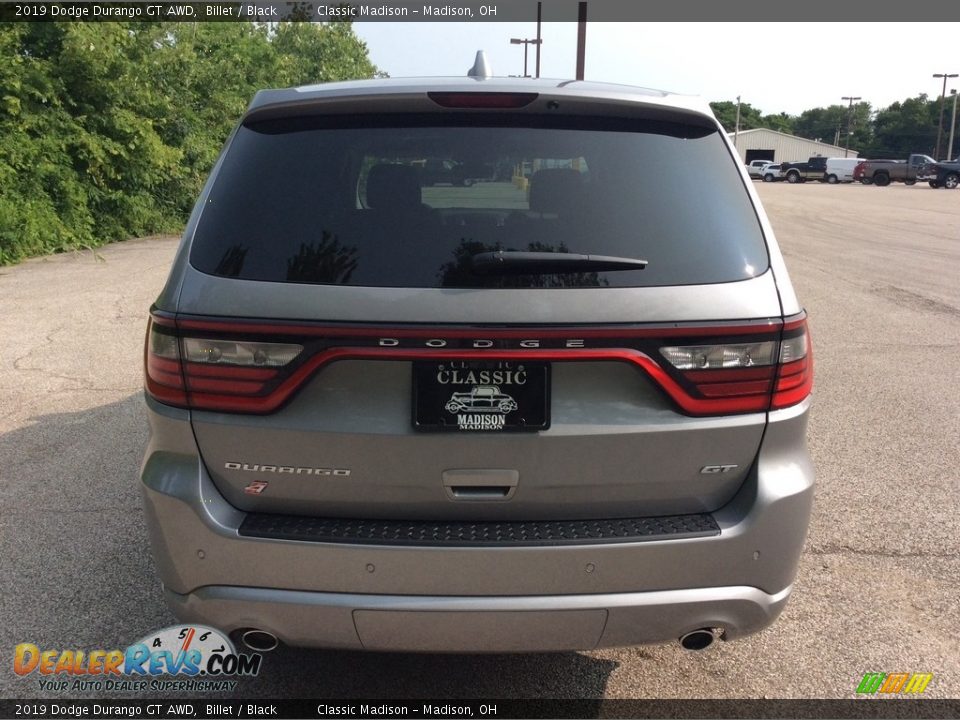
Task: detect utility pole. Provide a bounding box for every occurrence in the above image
[535,2,542,78]
[842,96,861,158]
[949,89,958,162]
[933,73,958,160]
[734,96,741,157]
[575,2,586,80]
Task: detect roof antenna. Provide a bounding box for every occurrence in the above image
[467,50,493,78]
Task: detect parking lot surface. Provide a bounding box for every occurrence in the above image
[1,181,958,699]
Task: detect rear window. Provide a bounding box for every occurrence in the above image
[190,114,768,288]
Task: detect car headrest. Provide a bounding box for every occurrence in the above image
[367,164,422,211]
[528,168,584,215]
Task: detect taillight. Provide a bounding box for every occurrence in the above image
[144,317,186,407]
[657,315,812,413]
[144,312,812,416]
[144,315,303,412]
[771,317,813,409]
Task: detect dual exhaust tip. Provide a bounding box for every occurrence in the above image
[237,626,719,653]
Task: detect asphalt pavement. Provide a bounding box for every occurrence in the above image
[1,182,958,700]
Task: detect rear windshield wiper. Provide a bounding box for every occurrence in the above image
[471,251,648,275]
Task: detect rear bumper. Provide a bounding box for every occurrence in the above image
[165,584,791,652]
[140,396,814,651]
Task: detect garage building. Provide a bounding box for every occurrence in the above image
[728,128,857,164]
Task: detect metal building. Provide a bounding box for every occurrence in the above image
[728,128,858,164]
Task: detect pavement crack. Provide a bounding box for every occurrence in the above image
[1,507,141,516]
[808,544,956,560]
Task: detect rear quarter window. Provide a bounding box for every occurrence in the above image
[189,114,769,288]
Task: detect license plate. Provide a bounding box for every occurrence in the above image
[413,360,550,432]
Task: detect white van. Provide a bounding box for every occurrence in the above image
[825,157,862,184]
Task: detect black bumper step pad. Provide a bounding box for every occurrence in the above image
[239,511,719,547]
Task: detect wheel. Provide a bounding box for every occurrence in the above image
[860,178,873,185]
[463,178,474,187]
[929,181,941,189]
[763,173,774,182]
[786,171,800,184]
[445,401,461,413]
[904,179,916,186]
[498,400,517,412]
[873,173,890,187]
[944,173,960,189]
[826,174,838,184]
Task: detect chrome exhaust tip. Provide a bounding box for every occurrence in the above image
[679,628,716,651]
[240,629,279,652]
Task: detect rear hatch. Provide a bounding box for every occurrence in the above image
[149,92,796,521]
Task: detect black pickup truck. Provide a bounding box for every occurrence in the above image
[780,156,827,184]
[918,159,960,189]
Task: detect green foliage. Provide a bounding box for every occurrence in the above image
[868,95,941,158]
[712,96,948,159]
[0,21,379,264]
[710,101,797,137]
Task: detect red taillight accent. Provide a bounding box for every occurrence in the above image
[144,319,187,406]
[143,313,813,416]
[771,327,814,409]
[427,92,539,109]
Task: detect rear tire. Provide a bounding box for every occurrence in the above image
[944,173,960,189]
[826,174,838,184]
[873,173,890,187]
[929,181,941,189]
[763,173,775,182]
[786,171,801,184]
[860,178,873,185]
[904,179,916,186]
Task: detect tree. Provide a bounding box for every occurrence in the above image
[868,95,940,158]
[0,21,380,264]
[710,100,764,133]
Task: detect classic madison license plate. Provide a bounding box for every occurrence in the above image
[413,360,550,432]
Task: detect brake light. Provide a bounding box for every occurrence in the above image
[428,92,538,109]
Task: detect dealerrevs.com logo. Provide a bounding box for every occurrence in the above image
[14,625,262,692]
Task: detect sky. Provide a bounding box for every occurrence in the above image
[354,22,960,117]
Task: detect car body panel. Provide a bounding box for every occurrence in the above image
[141,74,813,651]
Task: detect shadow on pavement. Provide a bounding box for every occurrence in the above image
[1,394,618,699]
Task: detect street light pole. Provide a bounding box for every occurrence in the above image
[933,73,959,160]
[949,89,959,162]
[842,96,861,158]
[510,38,541,78]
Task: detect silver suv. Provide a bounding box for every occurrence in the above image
[141,69,814,654]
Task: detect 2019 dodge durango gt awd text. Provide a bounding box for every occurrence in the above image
[141,67,814,654]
